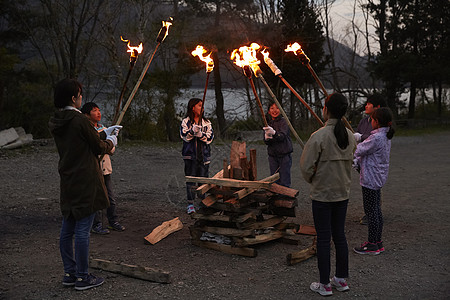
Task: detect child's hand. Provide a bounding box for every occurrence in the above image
[353,132,362,142]
[263,126,276,137]
[105,125,123,136]
[352,158,360,173]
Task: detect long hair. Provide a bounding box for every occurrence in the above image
[325,93,349,149]
[372,107,395,139]
[186,98,202,122]
[54,78,82,108]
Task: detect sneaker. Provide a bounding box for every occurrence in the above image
[108,221,125,231]
[91,223,110,235]
[353,241,380,255]
[359,215,367,225]
[310,282,332,296]
[377,241,385,253]
[62,273,76,286]
[74,274,104,291]
[187,204,196,214]
[330,276,349,292]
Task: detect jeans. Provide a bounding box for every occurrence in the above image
[184,159,209,204]
[312,200,349,284]
[94,174,117,226]
[268,154,292,187]
[60,213,95,279]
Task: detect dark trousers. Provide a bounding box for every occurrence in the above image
[362,186,383,243]
[268,154,292,187]
[312,200,349,284]
[184,159,209,204]
[93,174,117,226]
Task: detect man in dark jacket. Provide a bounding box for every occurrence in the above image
[49,78,121,290]
[263,103,293,187]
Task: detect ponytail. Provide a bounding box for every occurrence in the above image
[373,107,395,140]
[326,93,349,149]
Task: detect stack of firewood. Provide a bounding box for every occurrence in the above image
[186,141,316,263]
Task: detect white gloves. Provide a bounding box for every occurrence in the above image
[353,132,362,142]
[352,158,360,173]
[106,135,117,147]
[105,125,122,136]
[263,126,276,140]
[193,124,203,137]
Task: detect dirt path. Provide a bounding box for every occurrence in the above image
[0,131,449,299]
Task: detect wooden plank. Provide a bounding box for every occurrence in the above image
[89,258,170,283]
[144,217,183,245]
[294,224,317,236]
[234,230,285,246]
[196,225,254,237]
[230,141,246,169]
[241,216,286,230]
[273,198,297,208]
[190,213,231,222]
[286,238,317,266]
[265,183,299,198]
[240,156,249,180]
[186,176,272,189]
[191,239,257,257]
[196,169,223,194]
[223,159,229,178]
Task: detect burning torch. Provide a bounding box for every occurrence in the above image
[231,43,304,147]
[115,17,173,125]
[113,37,143,124]
[191,45,214,123]
[285,42,354,132]
[261,48,324,127]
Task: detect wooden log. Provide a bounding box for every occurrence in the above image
[286,237,317,266]
[265,183,299,198]
[230,141,246,169]
[273,198,297,208]
[191,239,256,257]
[249,149,257,180]
[240,156,249,180]
[223,159,229,178]
[234,230,284,246]
[89,258,170,283]
[144,217,183,245]
[190,213,231,222]
[186,176,273,189]
[196,169,223,194]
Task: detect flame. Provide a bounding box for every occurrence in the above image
[230,42,262,76]
[156,17,173,43]
[121,36,143,58]
[285,42,302,54]
[191,45,214,73]
[261,48,270,60]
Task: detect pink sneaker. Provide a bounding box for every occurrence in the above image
[331,276,349,292]
[310,282,332,296]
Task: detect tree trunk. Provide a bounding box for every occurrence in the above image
[408,81,416,119]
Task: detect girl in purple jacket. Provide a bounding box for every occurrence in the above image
[353,107,395,255]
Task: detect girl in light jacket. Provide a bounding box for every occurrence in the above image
[353,107,395,255]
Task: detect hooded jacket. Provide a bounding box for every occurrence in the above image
[180,117,214,164]
[49,109,114,220]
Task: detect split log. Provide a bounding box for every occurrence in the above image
[186,176,273,189]
[294,225,317,236]
[230,141,246,169]
[190,213,231,222]
[191,239,256,257]
[233,173,280,199]
[241,216,286,230]
[286,237,317,266]
[265,183,299,198]
[201,194,217,207]
[89,258,170,283]
[144,217,183,245]
[196,169,223,194]
[273,198,297,208]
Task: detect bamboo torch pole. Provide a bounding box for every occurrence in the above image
[191,45,214,124]
[286,44,354,132]
[262,51,323,126]
[115,18,173,126]
[243,65,268,127]
[251,66,304,147]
